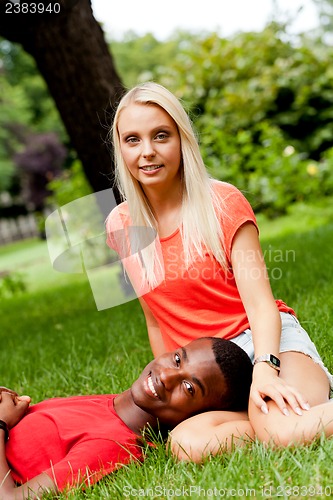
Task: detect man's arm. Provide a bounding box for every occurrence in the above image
[0,392,57,500]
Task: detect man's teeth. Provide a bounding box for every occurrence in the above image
[148,375,158,398]
[141,165,162,171]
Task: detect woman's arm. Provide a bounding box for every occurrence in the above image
[231,222,309,415]
[138,298,166,357]
[0,393,57,500]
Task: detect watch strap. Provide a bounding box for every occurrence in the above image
[0,420,9,441]
[254,354,281,372]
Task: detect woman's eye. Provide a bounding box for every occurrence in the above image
[155,133,167,140]
[126,136,139,143]
[184,381,194,395]
[174,353,181,366]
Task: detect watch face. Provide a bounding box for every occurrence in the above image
[270,355,280,367]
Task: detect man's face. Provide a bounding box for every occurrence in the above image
[130,338,226,426]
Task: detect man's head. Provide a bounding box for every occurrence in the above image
[130,337,252,427]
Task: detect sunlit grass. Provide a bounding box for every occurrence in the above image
[1,198,333,498]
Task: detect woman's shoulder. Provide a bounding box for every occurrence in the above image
[109,201,130,217]
[210,179,256,221]
[211,179,245,199]
[105,201,130,229]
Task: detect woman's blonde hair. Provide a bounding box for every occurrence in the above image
[111,82,226,288]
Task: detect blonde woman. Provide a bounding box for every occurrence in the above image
[106,82,333,461]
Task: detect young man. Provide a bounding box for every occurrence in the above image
[0,337,252,499]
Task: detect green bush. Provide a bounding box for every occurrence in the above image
[0,271,27,298]
[134,24,333,215]
[201,120,333,216]
[47,160,92,207]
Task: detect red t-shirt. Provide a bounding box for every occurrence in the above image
[6,395,142,492]
[106,181,294,351]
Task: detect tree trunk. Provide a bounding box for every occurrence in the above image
[0,0,124,204]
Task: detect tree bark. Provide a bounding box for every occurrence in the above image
[0,0,124,204]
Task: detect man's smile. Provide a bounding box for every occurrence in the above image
[145,373,160,399]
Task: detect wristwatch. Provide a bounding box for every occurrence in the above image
[0,420,9,441]
[254,354,281,372]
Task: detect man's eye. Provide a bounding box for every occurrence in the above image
[184,381,194,395]
[174,353,181,366]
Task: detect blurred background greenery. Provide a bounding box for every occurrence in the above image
[1,0,333,291]
[1,4,333,495]
[1,1,333,217]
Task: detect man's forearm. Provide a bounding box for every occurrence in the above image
[0,429,16,500]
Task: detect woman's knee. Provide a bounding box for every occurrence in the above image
[169,421,204,462]
[249,402,302,447]
[169,412,224,462]
[169,412,222,462]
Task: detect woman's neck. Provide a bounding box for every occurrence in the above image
[142,183,183,238]
[113,390,158,435]
[141,175,183,216]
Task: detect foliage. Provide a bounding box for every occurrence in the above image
[109,23,333,215]
[14,132,67,210]
[0,40,66,136]
[158,24,333,156]
[110,31,185,88]
[313,0,333,32]
[140,24,333,215]
[0,73,31,192]
[0,39,68,201]
[3,21,333,216]
[46,160,92,207]
[201,121,333,216]
[0,271,26,298]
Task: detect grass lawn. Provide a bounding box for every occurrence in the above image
[0,198,333,499]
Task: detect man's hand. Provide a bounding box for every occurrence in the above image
[0,387,18,400]
[0,391,31,429]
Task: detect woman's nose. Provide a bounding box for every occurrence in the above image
[142,140,156,158]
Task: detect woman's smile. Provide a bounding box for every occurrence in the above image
[139,164,164,174]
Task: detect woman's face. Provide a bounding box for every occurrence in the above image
[117,103,182,195]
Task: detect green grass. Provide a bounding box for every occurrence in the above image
[1,198,333,499]
[0,238,87,292]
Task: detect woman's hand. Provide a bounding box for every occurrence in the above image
[0,391,31,429]
[250,363,310,416]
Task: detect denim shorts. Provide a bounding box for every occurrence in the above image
[230,312,333,395]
